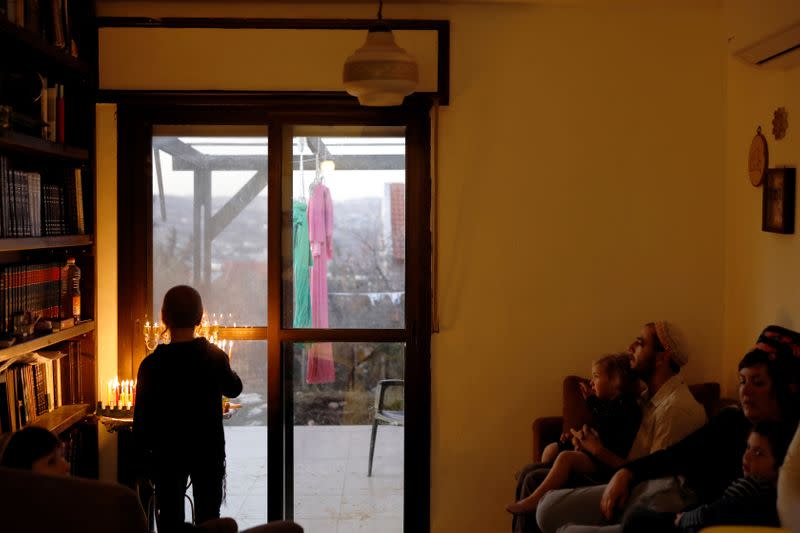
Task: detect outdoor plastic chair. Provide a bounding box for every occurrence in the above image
[368,379,404,476]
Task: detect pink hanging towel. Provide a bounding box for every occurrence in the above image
[307,182,335,384]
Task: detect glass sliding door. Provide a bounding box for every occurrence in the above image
[121,100,430,533]
[281,125,408,533]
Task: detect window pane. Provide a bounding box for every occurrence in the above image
[180,340,267,529]
[222,340,268,529]
[282,126,406,329]
[152,126,268,325]
[288,341,404,533]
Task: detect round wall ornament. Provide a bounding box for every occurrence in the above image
[748,127,768,187]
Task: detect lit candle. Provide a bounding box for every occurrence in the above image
[132,380,137,406]
[107,379,113,408]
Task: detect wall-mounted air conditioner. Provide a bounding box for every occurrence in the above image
[726,0,800,69]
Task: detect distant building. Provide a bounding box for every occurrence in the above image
[383,183,405,262]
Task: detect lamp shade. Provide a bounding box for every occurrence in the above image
[343,27,419,106]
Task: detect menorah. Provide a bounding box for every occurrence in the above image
[143,313,234,358]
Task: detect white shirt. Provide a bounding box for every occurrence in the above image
[626,374,707,461]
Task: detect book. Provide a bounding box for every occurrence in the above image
[74,168,84,234]
[46,85,56,143]
[55,84,64,144]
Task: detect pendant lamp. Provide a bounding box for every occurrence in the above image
[342,0,419,106]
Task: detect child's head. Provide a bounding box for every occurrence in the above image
[161,285,204,331]
[591,353,639,400]
[0,427,70,476]
[743,421,794,483]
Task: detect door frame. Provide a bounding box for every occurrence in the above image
[111,93,432,531]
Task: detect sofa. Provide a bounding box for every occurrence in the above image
[530,376,730,463]
[0,467,302,533]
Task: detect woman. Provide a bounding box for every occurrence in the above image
[536,333,800,533]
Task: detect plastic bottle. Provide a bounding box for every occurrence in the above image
[60,258,81,321]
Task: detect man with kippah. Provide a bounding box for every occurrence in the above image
[623,321,707,461]
[514,322,707,532]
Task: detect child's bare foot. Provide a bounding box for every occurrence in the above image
[506,500,535,514]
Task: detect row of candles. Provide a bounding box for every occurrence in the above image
[105,377,136,409]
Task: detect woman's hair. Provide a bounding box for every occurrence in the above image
[751,420,796,468]
[0,426,60,470]
[739,337,800,424]
[593,353,639,396]
[161,285,204,329]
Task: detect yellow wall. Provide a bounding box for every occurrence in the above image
[96,104,119,481]
[96,2,726,532]
[723,55,800,396]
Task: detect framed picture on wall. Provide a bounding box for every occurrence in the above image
[762,167,796,234]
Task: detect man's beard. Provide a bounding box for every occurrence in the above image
[632,357,655,380]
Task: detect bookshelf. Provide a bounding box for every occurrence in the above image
[0,17,90,78]
[0,234,92,252]
[29,402,90,434]
[0,0,97,474]
[0,320,94,363]
[0,129,90,161]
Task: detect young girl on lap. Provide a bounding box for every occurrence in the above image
[507,353,641,514]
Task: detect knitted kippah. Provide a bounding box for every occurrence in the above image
[759,325,800,359]
[654,320,687,367]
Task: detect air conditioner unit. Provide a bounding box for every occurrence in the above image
[727,0,800,69]
[731,22,800,68]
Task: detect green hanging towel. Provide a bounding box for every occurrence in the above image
[293,200,312,328]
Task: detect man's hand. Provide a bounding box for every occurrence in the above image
[601,468,633,520]
[578,381,593,399]
[674,513,683,527]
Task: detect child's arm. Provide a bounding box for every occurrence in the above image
[677,478,778,532]
[210,344,243,398]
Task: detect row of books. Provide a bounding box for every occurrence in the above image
[1,0,80,58]
[0,340,83,432]
[1,262,63,333]
[0,156,85,237]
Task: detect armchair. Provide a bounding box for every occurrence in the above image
[0,467,303,533]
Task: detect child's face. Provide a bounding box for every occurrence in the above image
[31,446,70,477]
[742,432,778,482]
[591,364,616,400]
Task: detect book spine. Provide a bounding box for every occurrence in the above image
[47,86,57,143]
[74,168,84,234]
[56,84,64,144]
[39,74,48,140]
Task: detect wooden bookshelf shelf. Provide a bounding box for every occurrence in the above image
[0,18,90,77]
[0,235,93,252]
[0,130,89,161]
[0,320,94,363]
[29,403,91,434]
